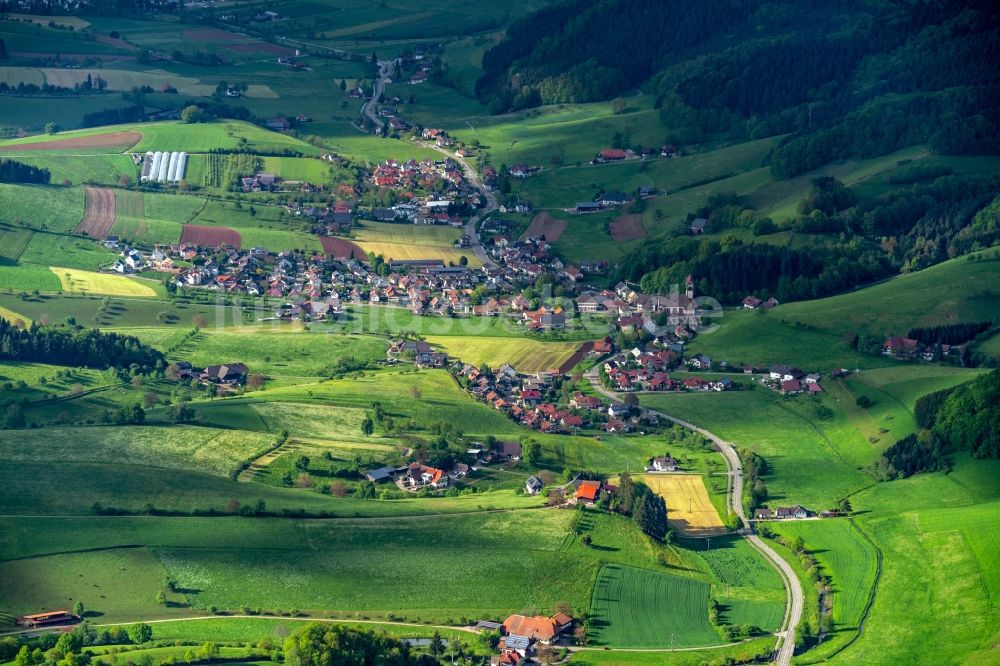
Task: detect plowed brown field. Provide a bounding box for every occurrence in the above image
[74,188,116,239]
[181,225,242,247]
[319,236,366,260]
[0,131,142,152]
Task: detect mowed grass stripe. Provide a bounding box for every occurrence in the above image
[589,564,721,647]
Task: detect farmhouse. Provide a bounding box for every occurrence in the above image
[598,149,628,161]
[491,650,522,666]
[502,612,572,645]
[648,455,679,472]
[574,479,603,505]
[525,475,543,495]
[404,462,449,489]
[200,363,248,384]
[755,505,809,520]
[690,218,708,234]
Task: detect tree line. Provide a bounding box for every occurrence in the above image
[284,623,444,666]
[872,370,1000,480]
[0,318,164,370]
[908,322,992,346]
[0,159,50,184]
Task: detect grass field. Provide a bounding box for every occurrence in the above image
[688,534,785,632]
[0,425,275,477]
[350,221,477,266]
[51,267,157,296]
[641,474,726,536]
[768,519,878,652]
[0,262,62,291]
[834,453,1000,665]
[134,121,321,156]
[0,303,30,325]
[130,327,388,378]
[0,184,84,232]
[424,335,583,373]
[519,137,779,209]
[0,547,190,623]
[772,252,1000,338]
[14,153,137,185]
[588,564,721,648]
[19,231,117,270]
[643,389,876,509]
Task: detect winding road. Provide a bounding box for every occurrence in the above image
[585,370,803,666]
[425,143,498,269]
[361,59,393,133]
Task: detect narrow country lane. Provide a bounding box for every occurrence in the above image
[585,370,803,666]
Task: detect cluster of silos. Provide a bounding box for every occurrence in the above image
[140,151,187,183]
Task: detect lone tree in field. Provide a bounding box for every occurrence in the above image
[44,122,59,135]
[128,622,152,645]
[361,415,374,437]
[181,105,207,124]
[73,601,85,617]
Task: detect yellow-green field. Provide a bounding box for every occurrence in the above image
[641,474,727,536]
[351,221,479,267]
[0,304,31,326]
[50,267,157,297]
[425,335,581,373]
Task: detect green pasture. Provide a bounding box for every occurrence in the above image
[19,230,117,270]
[0,425,275,477]
[0,262,62,291]
[773,251,1000,338]
[190,200,324,252]
[588,564,721,648]
[0,459,543,517]
[447,96,670,168]
[642,389,877,508]
[769,519,878,650]
[0,547,190,624]
[132,121,321,155]
[0,184,84,232]
[0,226,33,262]
[518,137,778,209]
[0,292,250,328]
[0,360,108,401]
[14,153,136,186]
[0,96,142,133]
[569,638,774,665]
[130,327,388,378]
